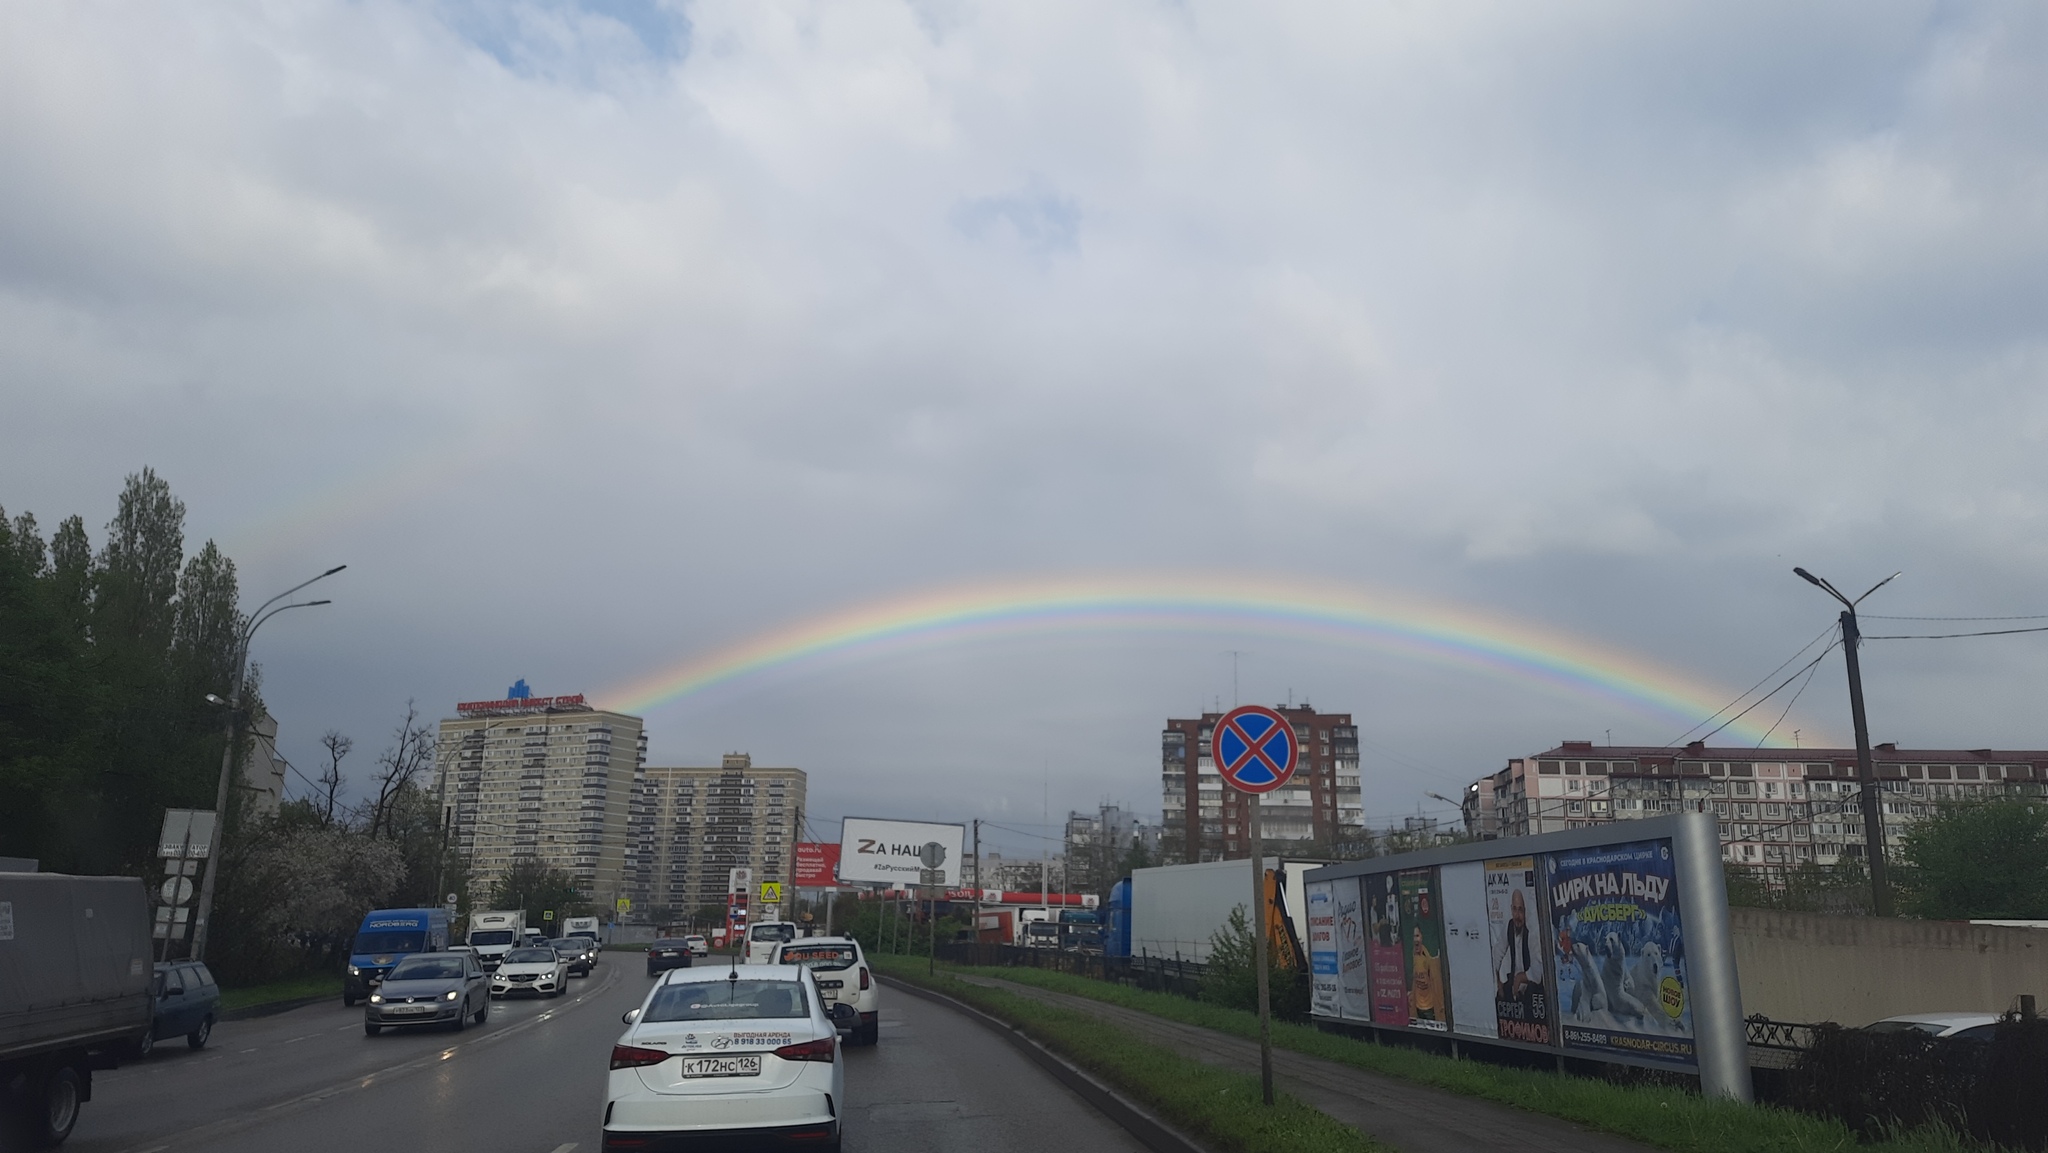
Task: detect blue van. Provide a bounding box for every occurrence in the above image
[344,908,451,1006]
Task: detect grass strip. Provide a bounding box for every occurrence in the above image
[881,960,1385,1153]
[882,959,1990,1153]
[218,972,342,1012]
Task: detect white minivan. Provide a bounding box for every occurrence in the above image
[743,921,799,965]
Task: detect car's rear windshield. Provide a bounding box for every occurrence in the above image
[551,939,584,949]
[388,957,464,980]
[778,944,856,969]
[355,931,426,954]
[469,930,515,946]
[504,948,557,964]
[750,924,796,942]
[1867,1020,1949,1036]
[652,939,689,948]
[644,980,809,1022]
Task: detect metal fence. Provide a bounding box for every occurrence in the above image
[936,943,1209,1000]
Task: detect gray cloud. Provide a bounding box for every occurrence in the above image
[4,1,2045,855]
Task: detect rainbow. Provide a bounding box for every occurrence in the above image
[602,573,1799,746]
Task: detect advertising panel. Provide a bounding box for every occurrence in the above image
[1485,855,1552,1044]
[794,842,841,888]
[1549,839,1694,1065]
[836,818,968,887]
[1305,880,1340,1017]
[1398,868,1449,1032]
[1334,876,1372,1020]
[1439,861,1496,1039]
[1364,872,1406,1025]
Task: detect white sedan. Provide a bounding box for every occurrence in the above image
[490,946,571,998]
[606,965,844,1150]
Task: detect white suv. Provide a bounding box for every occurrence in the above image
[743,921,799,965]
[771,936,878,1046]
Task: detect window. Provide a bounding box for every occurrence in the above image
[643,979,809,1022]
[1539,761,1561,774]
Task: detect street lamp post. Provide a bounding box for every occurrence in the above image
[1793,567,1899,917]
[189,565,345,961]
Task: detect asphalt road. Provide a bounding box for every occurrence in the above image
[66,959,1149,1153]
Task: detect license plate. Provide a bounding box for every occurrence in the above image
[389,1004,432,1014]
[681,1056,761,1078]
[818,979,843,990]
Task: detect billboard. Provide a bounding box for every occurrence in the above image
[1485,855,1552,1044]
[1550,839,1694,1065]
[1305,881,1339,1016]
[836,818,968,887]
[1364,872,1406,1025]
[1301,814,1746,1101]
[1440,861,1496,1039]
[794,842,841,888]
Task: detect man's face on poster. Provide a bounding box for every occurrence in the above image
[1510,888,1527,930]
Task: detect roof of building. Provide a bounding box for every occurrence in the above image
[1531,741,2048,763]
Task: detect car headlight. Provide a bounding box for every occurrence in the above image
[348,965,361,975]
[443,989,461,1001]
[368,994,383,1004]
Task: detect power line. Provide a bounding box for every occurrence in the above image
[1866,625,2048,640]
[1689,641,1840,748]
[1754,653,1825,749]
[1864,613,2048,621]
[1663,623,1837,749]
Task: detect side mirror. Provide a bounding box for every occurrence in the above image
[621,1008,641,1024]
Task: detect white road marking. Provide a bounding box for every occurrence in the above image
[239,1048,257,1053]
[548,1145,579,1153]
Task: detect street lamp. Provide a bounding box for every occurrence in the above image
[1793,566,1899,917]
[189,565,346,960]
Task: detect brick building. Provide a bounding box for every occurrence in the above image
[1161,705,1361,861]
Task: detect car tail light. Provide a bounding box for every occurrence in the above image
[610,1044,670,1069]
[858,967,871,990]
[773,1036,836,1063]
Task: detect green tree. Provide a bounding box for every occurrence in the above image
[1901,800,2048,920]
[488,859,589,932]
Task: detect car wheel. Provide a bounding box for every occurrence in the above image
[188,1016,212,1050]
[29,1064,81,1147]
[364,1022,381,1036]
[860,1021,880,1046]
[343,993,357,1008]
[475,997,489,1025]
[133,1027,156,1059]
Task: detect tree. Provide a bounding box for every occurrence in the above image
[316,730,352,826]
[1901,800,2048,920]
[488,859,588,931]
[364,702,434,838]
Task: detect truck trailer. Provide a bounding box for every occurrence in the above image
[0,871,152,1148]
[1119,857,1320,965]
[464,910,526,971]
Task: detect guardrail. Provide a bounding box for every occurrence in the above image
[1744,1014,1820,1070]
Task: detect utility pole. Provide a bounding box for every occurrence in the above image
[1794,567,1899,917]
[190,565,344,961]
[972,819,982,933]
[1249,791,1273,1105]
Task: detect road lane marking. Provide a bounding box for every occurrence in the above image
[110,965,622,1153]
[548,1145,579,1153]
[239,1048,257,1053]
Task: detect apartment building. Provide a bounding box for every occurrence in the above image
[1161,705,1362,862]
[628,754,806,918]
[433,687,648,912]
[1465,739,2048,872]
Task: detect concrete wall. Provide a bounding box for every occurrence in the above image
[1732,908,2048,1025]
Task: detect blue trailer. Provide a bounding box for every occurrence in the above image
[1106,877,1133,959]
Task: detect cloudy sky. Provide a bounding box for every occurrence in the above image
[5,1,2046,856]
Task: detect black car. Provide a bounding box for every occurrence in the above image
[137,961,220,1057]
[549,937,593,976]
[645,938,694,977]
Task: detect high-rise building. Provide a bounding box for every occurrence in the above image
[628,754,806,919]
[1161,705,1362,862]
[433,686,648,912]
[1467,739,2048,873]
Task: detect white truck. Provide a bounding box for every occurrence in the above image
[1128,857,1320,964]
[466,910,526,971]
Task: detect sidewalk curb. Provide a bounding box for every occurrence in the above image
[881,974,1209,1153]
[221,993,335,1021]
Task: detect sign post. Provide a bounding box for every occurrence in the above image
[1213,705,1300,1107]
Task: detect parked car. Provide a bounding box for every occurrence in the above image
[136,961,220,1056]
[683,934,710,958]
[363,952,490,1036]
[490,946,571,999]
[1866,1013,2001,1041]
[606,966,842,1150]
[550,937,595,977]
[771,936,878,1046]
[646,939,694,977]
